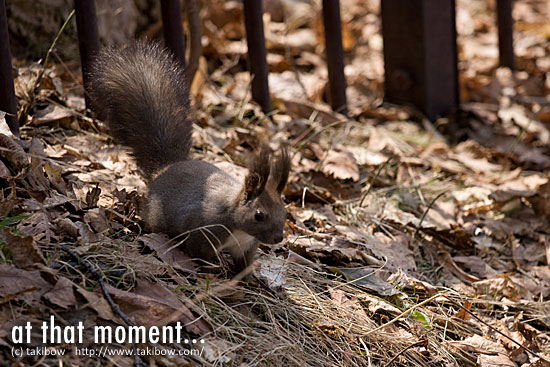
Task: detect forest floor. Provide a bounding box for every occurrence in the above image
[1,0,549,366]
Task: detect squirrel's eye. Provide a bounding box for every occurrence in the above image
[254,210,265,222]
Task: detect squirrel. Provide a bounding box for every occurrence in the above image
[89,41,290,274]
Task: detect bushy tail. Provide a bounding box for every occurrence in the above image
[90,41,192,179]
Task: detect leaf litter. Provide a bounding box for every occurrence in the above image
[0,0,550,366]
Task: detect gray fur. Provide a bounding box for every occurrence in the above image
[89,41,192,179]
[90,41,291,274]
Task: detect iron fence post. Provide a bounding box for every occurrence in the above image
[496,0,515,69]
[161,0,187,70]
[322,0,347,114]
[0,0,19,136]
[243,0,272,113]
[381,0,459,120]
[74,0,100,110]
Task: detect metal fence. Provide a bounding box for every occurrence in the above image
[0,0,516,135]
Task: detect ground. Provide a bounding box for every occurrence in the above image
[0,0,549,366]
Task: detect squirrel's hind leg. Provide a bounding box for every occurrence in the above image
[229,240,259,276]
[184,232,223,266]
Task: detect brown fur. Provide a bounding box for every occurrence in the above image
[90,41,291,274]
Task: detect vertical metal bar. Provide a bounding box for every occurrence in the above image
[243,0,272,113]
[160,0,187,70]
[451,0,459,106]
[424,0,459,115]
[74,0,100,110]
[0,0,19,136]
[496,0,515,69]
[381,0,458,121]
[321,0,347,114]
[183,0,201,83]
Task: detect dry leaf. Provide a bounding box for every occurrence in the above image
[322,148,360,182]
[0,229,46,268]
[43,277,77,309]
[139,233,197,273]
[338,267,400,297]
[0,264,52,303]
[75,286,117,321]
[31,104,73,126]
[438,251,481,284]
[455,300,472,321]
[0,133,28,172]
[105,282,210,335]
[328,287,368,320]
[258,256,287,290]
[453,335,515,367]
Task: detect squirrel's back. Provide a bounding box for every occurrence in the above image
[90,41,192,178]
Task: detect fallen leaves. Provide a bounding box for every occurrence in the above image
[321,148,360,182]
[43,276,77,309]
[0,0,549,365]
[337,267,400,297]
[0,133,28,173]
[0,264,52,303]
[453,334,516,367]
[0,229,45,268]
[106,280,210,335]
[139,233,197,273]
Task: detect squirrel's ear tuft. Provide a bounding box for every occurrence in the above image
[243,144,271,201]
[271,146,291,194]
[244,172,260,201]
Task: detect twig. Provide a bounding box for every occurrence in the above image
[62,245,146,367]
[441,294,549,362]
[359,157,393,207]
[385,340,426,366]
[33,9,75,99]
[238,79,253,122]
[365,292,445,336]
[365,291,549,363]
[413,191,446,238]
[103,207,143,236]
[291,119,346,159]
[284,24,311,103]
[358,337,371,367]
